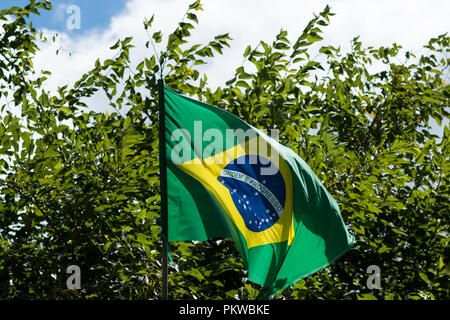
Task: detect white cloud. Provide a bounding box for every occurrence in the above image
[25,0,450,117]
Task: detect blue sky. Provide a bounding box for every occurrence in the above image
[3,0,127,33]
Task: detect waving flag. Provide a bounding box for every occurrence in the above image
[163,85,354,298]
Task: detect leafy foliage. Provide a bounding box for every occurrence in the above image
[0,1,448,299]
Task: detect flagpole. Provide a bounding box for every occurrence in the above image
[157,78,168,300]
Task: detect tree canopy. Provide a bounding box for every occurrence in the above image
[0,0,448,299]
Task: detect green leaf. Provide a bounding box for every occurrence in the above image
[357,294,378,300]
[145,56,156,70]
[419,272,430,284]
[110,39,121,50]
[187,12,198,24]
[124,117,132,129]
[189,0,203,11]
[104,241,112,252]
[122,37,133,47]
[59,107,73,115]
[136,61,145,71]
[244,45,251,57]
[187,268,205,281]
[235,80,250,89]
[43,148,61,158]
[378,245,390,253]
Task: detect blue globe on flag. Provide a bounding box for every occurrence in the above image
[218,155,286,233]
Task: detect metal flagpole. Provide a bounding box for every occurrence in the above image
[157,78,168,300]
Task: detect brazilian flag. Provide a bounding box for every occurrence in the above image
[163,85,354,298]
